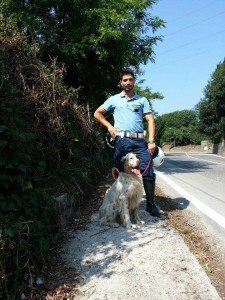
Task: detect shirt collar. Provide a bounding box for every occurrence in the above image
[120,91,138,99]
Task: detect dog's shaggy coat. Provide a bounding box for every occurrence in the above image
[99,153,144,228]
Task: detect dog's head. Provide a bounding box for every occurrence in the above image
[120,153,141,175]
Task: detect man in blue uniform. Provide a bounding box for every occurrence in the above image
[94,68,164,217]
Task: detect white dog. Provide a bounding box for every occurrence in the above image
[99,153,144,228]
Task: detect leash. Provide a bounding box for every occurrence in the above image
[141,156,152,176]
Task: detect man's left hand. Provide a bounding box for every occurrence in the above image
[148,143,156,156]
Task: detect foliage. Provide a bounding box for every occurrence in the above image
[195,58,225,143]
[135,79,164,113]
[133,79,164,131]
[155,110,206,146]
[0,64,56,298]
[0,20,111,298]
[1,0,165,107]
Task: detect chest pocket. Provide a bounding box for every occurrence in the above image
[131,103,142,112]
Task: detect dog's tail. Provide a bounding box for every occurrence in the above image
[91,212,100,222]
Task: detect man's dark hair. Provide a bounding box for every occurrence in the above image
[120,68,135,80]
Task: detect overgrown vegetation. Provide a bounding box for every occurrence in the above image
[0,20,111,299]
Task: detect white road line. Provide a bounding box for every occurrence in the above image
[156,170,225,230]
[185,153,225,166]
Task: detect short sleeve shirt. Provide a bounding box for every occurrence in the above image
[102,92,152,132]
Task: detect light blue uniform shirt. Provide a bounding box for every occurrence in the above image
[102,92,152,132]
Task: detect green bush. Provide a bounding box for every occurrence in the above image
[0,99,57,298]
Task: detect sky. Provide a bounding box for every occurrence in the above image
[142,0,225,116]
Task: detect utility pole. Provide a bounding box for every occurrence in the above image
[173,128,176,149]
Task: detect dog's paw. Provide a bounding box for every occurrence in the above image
[137,220,145,225]
[100,221,120,228]
[111,222,120,228]
[125,223,136,229]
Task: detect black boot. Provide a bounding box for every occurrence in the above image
[143,179,164,217]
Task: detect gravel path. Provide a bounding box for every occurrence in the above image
[61,199,221,300]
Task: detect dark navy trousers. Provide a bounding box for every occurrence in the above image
[114,136,155,181]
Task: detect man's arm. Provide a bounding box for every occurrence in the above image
[94,106,117,138]
[145,112,156,155]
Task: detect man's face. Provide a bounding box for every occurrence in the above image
[120,74,135,92]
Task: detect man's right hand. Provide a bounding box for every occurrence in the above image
[107,125,117,138]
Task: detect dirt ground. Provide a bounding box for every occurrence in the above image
[34,172,225,300]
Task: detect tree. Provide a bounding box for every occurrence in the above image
[1,0,165,106]
[135,79,164,113]
[155,110,206,146]
[196,59,225,143]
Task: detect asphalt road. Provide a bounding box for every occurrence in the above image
[155,153,225,248]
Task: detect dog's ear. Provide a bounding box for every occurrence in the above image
[112,167,119,179]
[120,156,127,172]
